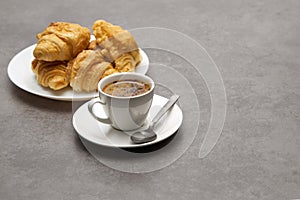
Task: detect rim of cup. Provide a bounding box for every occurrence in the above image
[98,72,155,99]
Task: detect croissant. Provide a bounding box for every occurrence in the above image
[92,20,139,62]
[33,22,90,61]
[68,50,115,92]
[31,59,69,90]
[114,49,142,72]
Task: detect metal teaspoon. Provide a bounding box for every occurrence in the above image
[130,94,180,144]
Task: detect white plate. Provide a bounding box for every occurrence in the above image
[72,94,183,148]
[7,45,149,101]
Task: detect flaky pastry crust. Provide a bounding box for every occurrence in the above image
[68,50,115,92]
[31,59,69,90]
[33,22,90,61]
[92,20,139,62]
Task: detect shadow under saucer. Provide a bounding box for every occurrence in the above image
[76,130,178,155]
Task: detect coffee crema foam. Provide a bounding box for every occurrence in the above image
[102,80,151,97]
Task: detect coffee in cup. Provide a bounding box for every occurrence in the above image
[88,72,155,131]
[102,80,151,97]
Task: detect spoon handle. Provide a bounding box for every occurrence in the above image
[151,94,180,126]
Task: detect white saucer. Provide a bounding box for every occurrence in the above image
[7,44,149,101]
[72,94,183,148]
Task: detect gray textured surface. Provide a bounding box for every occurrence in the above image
[1,0,300,199]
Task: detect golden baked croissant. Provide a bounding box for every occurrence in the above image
[114,49,142,72]
[31,59,69,90]
[33,22,90,61]
[92,20,139,62]
[68,50,115,92]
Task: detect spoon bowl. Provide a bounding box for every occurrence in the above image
[130,94,180,144]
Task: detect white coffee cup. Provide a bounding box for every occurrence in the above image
[88,72,155,131]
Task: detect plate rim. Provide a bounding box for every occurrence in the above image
[72,94,183,148]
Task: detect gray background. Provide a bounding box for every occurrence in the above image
[1,0,299,199]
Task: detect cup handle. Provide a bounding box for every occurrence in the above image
[88,97,112,124]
